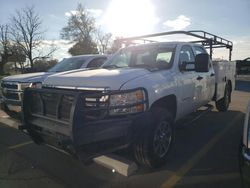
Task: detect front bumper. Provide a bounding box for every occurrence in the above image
[0,98,22,114]
[0,81,23,114]
[0,98,22,106]
[21,87,150,161]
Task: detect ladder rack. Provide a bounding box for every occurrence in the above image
[116,30,233,60]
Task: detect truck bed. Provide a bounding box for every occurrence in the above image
[213,61,236,101]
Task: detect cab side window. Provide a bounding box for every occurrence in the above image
[87,57,107,68]
[179,45,195,71]
[194,46,207,55]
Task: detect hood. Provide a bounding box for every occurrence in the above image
[2,72,53,83]
[44,68,150,90]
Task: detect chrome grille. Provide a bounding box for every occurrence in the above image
[1,82,18,89]
[41,93,58,117]
[30,92,42,114]
[3,92,19,100]
[27,89,108,123]
[83,96,109,120]
[1,82,20,101]
[29,91,75,122]
[59,95,74,121]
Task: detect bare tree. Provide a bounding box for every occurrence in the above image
[10,6,55,69]
[0,24,12,74]
[106,37,124,54]
[96,28,112,54]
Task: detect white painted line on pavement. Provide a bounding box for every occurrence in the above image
[161,113,243,188]
[0,116,138,177]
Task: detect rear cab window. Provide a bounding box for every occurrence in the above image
[193,45,212,69]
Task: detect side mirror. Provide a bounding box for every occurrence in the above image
[195,53,209,72]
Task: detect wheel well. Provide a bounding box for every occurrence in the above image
[151,95,177,119]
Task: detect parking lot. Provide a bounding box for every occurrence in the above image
[0,79,249,188]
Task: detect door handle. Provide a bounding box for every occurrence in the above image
[210,73,215,77]
[197,76,203,80]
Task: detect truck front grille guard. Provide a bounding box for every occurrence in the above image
[22,87,148,143]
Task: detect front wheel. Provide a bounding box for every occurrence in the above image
[133,108,174,168]
[215,83,231,112]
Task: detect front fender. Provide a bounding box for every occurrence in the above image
[120,70,177,108]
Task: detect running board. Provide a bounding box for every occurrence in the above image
[176,104,214,128]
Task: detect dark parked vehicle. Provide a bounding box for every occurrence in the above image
[240,100,250,187]
[0,54,108,118]
[236,58,250,75]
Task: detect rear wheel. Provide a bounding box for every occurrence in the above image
[215,83,231,112]
[133,108,174,168]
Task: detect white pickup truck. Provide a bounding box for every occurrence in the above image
[21,31,236,168]
[0,54,108,118]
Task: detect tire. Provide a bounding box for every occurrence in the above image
[133,107,174,168]
[215,83,231,112]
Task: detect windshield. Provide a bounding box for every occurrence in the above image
[102,46,175,70]
[47,57,87,72]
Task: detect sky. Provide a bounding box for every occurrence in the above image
[0,0,249,60]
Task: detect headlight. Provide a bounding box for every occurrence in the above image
[20,82,42,90]
[243,101,250,148]
[30,82,42,89]
[109,89,147,115]
[20,83,32,90]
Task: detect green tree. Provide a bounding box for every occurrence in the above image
[68,40,98,55]
[61,3,98,55]
[8,44,26,73]
[33,59,58,72]
[0,24,12,75]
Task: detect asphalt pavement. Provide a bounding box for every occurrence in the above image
[0,80,249,188]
